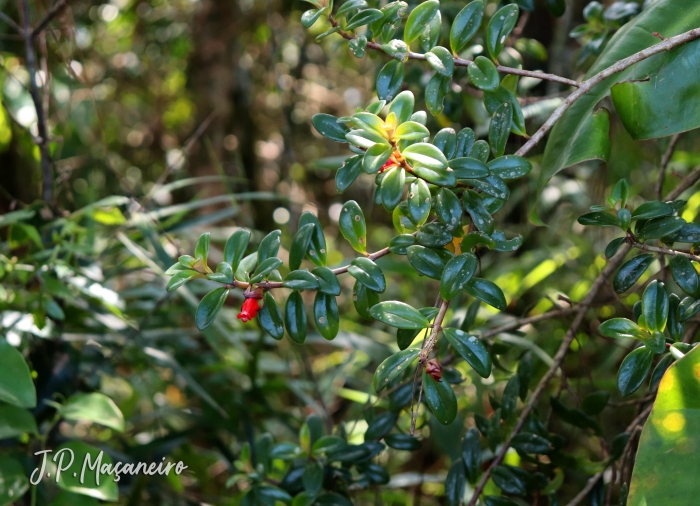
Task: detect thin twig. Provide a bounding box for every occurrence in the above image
[418,299,450,362]
[515,27,700,158]
[479,306,578,340]
[31,0,68,39]
[665,165,700,200]
[628,240,700,263]
[19,0,53,202]
[655,133,681,200]
[328,17,580,89]
[0,11,23,33]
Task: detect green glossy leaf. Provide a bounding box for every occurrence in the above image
[285,291,307,344]
[450,0,484,53]
[636,216,686,241]
[643,280,669,332]
[614,254,655,293]
[445,460,466,506]
[402,142,448,170]
[407,245,445,279]
[462,428,481,482]
[289,223,315,271]
[224,229,251,271]
[599,318,644,339]
[251,257,283,283]
[336,155,362,193]
[389,234,416,255]
[581,391,610,416]
[404,0,440,44]
[348,257,386,292]
[388,90,415,124]
[339,200,367,253]
[235,253,258,283]
[380,166,406,211]
[283,270,320,291]
[463,190,494,234]
[450,157,489,179]
[336,0,367,18]
[411,163,455,187]
[196,287,229,330]
[353,280,380,319]
[312,266,341,295]
[302,461,323,495]
[301,7,328,28]
[0,341,36,408]
[394,121,429,141]
[426,46,455,77]
[346,8,383,30]
[397,307,438,349]
[258,230,281,264]
[618,347,654,397]
[632,201,674,220]
[385,433,421,451]
[422,370,458,425]
[60,393,124,432]
[364,412,398,440]
[377,60,404,101]
[629,346,700,505]
[606,237,626,259]
[668,223,700,243]
[443,328,492,377]
[511,432,552,454]
[487,155,531,180]
[194,232,210,264]
[55,441,118,501]
[436,188,463,230]
[470,139,490,162]
[374,348,420,392]
[312,114,350,142]
[260,292,284,340]
[0,405,37,439]
[408,179,432,225]
[207,262,234,283]
[464,175,509,200]
[370,301,430,329]
[425,73,449,116]
[314,292,339,340]
[464,277,506,311]
[489,103,513,157]
[468,55,499,92]
[416,222,453,246]
[312,435,347,455]
[670,255,700,297]
[491,465,527,496]
[486,4,519,60]
[440,253,478,300]
[0,457,28,505]
[418,8,441,51]
[578,211,620,226]
[299,211,327,267]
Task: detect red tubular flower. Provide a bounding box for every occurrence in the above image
[425,358,443,382]
[237,297,260,322]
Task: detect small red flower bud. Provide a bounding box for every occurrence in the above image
[425,358,443,382]
[379,159,398,173]
[237,297,260,322]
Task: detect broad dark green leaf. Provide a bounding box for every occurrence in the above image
[374,349,420,392]
[433,128,457,160]
[194,232,210,264]
[312,113,350,142]
[348,257,386,293]
[260,292,284,340]
[426,46,454,77]
[298,212,327,266]
[0,341,36,409]
[511,432,553,454]
[389,234,416,255]
[450,157,489,179]
[302,461,323,495]
[635,216,686,241]
[336,155,363,193]
[404,0,440,44]
[489,103,513,158]
[289,224,314,271]
[613,254,655,293]
[629,346,700,506]
[411,162,456,187]
[606,237,626,259]
[618,346,654,397]
[581,391,610,416]
[377,60,404,101]
[195,287,229,330]
[642,280,669,332]
[380,167,406,211]
[486,4,519,60]
[364,143,393,174]
[670,255,700,297]
[60,393,125,432]
[468,55,499,92]
[450,0,484,53]
[397,307,439,349]
[464,277,506,311]
[208,262,234,283]
[599,318,643,339]
[462,427,481,483]
[394,121,430,141]
[407,245,445,279]
[385,433,421,451]
[312,266,341,295]
[285,291,307,344]
[470,139,490,162]
[631,201,674,220]
[402,142,448,170]
[251,257,283,282]
[422,370,458,425]
[443,328,492,377]
[388,90,415,125]
[364,412,398,440]
[312,435,347,455]
[445,460,466,506]
[346,8,383,30]
[258,230,281,264]
[339,200,367,253]
[301,7,327,28]
[370,301,430,329]
[436,189,463,230]
[353,280,380,319]
[501,375,520,418]
[463,190,494,234]
[283,270,320,291]
[578,211,620,226]
[0,405,37,439]
[487,155,531,180]
[416,222,454,247]
[667,293,684,341]
[464,174,509,200]
[314,292,339,340]
[224,229,250,271]
[425,73,449,116]
[440,253,478,300]
[668,222,700,243]
[491,465,527,496]
[408,179,432,225]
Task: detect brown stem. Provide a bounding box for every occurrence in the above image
[655,133,681,200]
[31,0,68,39]
[628,240,700,263]
[418,299,450,362]
[515,27,700,158]
[19,0,53,202]
[328,17,580,89]
[666,165,700,201]
[479,306,578,340]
